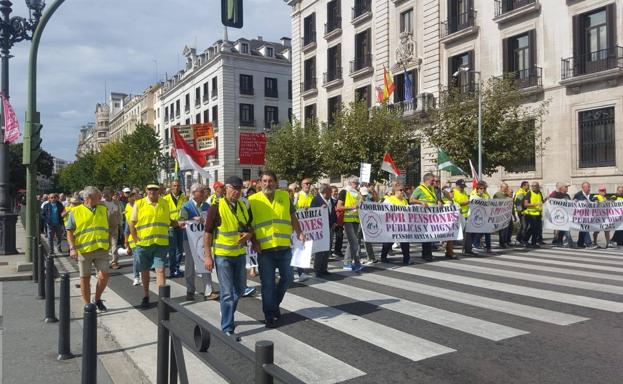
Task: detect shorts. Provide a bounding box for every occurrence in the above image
[135,245,169,271]
[78,249,110,278]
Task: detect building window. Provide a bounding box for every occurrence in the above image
[393,69,417,103]
[303,13,316,46]
[353,29,371,72]
[288,80,292,99]
[503,30,538,88]
[240,103,255,126]
[303,57,316,91]
[97,131,106,138]
[265,77,278,98]
[265,106,279,128]
[195,87,201,106]
[448,50,475,93]
[212,105,218,127]
[355,85,371,108]
[304,104,316,123]
[327,95,341,125]
[164,128,169,145]
[203,109,209,124]
[241,43,249,54]
[326,44,342,82]
[185,94,190,113]
[353,0,371,19]
[175,100,181,117]
[196,113,201,124]
[288,108,293,123]
[579,107,615,168]
[326,0,341,33]
[400,9,413,34]
[266,47,274,57]
[212,76,218,98]
[203,82,209,101]
[242,168,251,181]
[164,106,169,122]
[446,0,475,35]
[185,118,190,125]
[240,74,254,95]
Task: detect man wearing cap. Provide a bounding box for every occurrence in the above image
[523,182,544,248]
[209,181,225,205]
[163,180,187,278]
[337,176,363,271]
[181,183,218,301]
[203,176,250,337]
[249,170,306,329]
[130,183,182,308]
[66,186,110,312]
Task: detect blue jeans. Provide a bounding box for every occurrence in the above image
[473,233,491,250]
[47,223,64,252]
[215,255,246,332]
[168,227,184,274]
[257,248,293,319]
[132,248,140,278]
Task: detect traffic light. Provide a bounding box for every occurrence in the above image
[221,0,243,29]
[24,122,43,165]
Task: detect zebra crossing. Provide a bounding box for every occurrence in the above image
[86,244,623,383]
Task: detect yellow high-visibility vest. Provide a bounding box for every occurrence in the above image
[415,184,437,204]
[163,193,187,221]
[513,187,527,213]
[249,190,293,250]
[343,191,360,223]
[72,204,110,254]
[134,198,172,247]
[470,189,490,199]
[124,203,136,249]
[452,188,469,218]
[385,195,408,206]
[524,191,543,216]
[295,191,313,209]
[213,198,250,257]
[595,194,607,203]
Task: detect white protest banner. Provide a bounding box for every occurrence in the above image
[185,220,207,274]
[544,198,623,232]
[465,198,513,233]
[290,237,313,268]
[359,202,462,243]
[359,163,371,183]
[296,207,330,253]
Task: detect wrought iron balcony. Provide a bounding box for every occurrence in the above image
[441,9,476,38]
[352,0,371,20]
[350,54,373,75]
[240,119,256,128]
[240,87,254,96]
[561,46,623,80]
[324,17,342,36]
[499,66,542,89]
[494,0,536,17]
[323,67,343,85]
[301,78,317,92]
[303,32,316,48]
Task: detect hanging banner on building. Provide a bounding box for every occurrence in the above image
[184,220,207,274]
[544,198,623,232]
[296,207,330,253]
[465,199,513,233]
[239,132,267,165]
[359,202,462,242]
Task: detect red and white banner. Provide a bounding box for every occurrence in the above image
[1,93,20,143]
[239,132,267,165]
[381,152,400,176]
[173,128,211,180]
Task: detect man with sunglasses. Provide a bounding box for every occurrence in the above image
[249,171,306,328]
[129,183,182,309]
[204,176,251,338]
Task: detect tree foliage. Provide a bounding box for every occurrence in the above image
[421,76,550,176]
[8,143,54,193]
[57,123,165,192]
[321,101,413,181]
[265,120,324,182]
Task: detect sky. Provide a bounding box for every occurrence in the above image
[7,0,292,161]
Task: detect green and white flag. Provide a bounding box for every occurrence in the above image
[437,149,467,175]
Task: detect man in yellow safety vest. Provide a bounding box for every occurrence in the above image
[163,180,187,278]
[410,172,439,261]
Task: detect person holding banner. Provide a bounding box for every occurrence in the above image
[593,186,615,248]
[203,176,251,338]
[337,176,364,271]
[452,179,470,257]
[573,182,596,249]
[181,183,218,301]
[493,183,513,248]
[330,186,344,259]
[293,178,313,282]
[380,183,411,264]
[311,184,336,275]
[514,181,530,246]
[523,182,544,248]
[410,172,439,261]
[469,181,493,254]
[613,186,623,247]
[250,171,306,329]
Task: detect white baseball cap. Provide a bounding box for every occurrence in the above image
[360,187,369,196]
[122,187,131,193]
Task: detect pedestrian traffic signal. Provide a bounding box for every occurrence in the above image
[221,0,243,29]
[30,123,43,163]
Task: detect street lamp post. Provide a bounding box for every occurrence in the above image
[453,66,482,179]
[0,0,45,255]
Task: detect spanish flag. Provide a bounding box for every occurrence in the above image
[383,65,395,101]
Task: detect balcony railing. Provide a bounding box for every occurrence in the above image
[264,120,279,129]
[240,119,255,127]
[441,9,476,38]
[323,67,343,85]
[265,89,278,98]
[350,54,372,74]
[494,0,536,17]
[240,87,254,96]
[388,99,417,114]
[302,78,317,92]
[498,66,542,88]
[325,17,342,35]
[303,32,316,47]
[561,46,623,80]
[352,0,371,20]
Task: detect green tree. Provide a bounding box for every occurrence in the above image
[94,141,126,189]
[58,151,97,193]
[265,120,324,182]
[8,143,54,193]
[321,101,413,181]
[120,123,165,187]
[421,76,550,176]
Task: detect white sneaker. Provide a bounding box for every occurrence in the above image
[133,278,141,286]
[392,242,401,251]
[293,274,299,282]
[363,259,374,265]
[298,273,310,282]
[607,241,618,248]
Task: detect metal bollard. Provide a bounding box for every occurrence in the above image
[255,340,274,384]
[44,256,58,323]
[81,303,97,384]
[156,285,171,384]
[32,240,39,283]
[58,273,74,360]
[36,245,45,300]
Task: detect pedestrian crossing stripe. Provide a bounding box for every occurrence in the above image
[494,254,623,274]
[511,249,623,266]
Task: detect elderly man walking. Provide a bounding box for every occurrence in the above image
[163,180,187,278]
[102,187,123,269]
[337,176,363,271]
[42,193,65,254]
[66,186,110,311]
[249,171,305,328]
[311,184,336,276]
